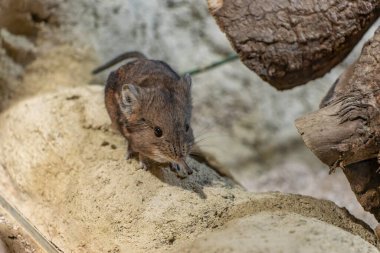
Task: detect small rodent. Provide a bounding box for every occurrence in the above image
[94,51,194,178]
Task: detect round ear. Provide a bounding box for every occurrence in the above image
[121,83,140,104]
[182,73,192,88]
[119,83,140,115]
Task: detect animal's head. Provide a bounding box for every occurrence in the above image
[118,74,194,165]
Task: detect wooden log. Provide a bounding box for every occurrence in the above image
[343,159,380,221]
[208,0,380,90]
[295,102,379,168]
[296,26,380,220]
[295,26,380,169]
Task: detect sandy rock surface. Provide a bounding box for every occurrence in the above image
[0,0,95,110]
[1,1,380,229]
[0,239,7,253]
[1,0,380,252]
[177,212,379,253]
[0,86,378,252]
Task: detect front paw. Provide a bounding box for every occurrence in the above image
[125,150,135,160]
[138,155,150,171]
[125,143,137,160]
[139,160,148,171]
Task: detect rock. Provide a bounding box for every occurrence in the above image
[0,0,380,249]
[0,86,377,252]
[176,212,379,253]
[0,239,8,253]
[0,0,96,111]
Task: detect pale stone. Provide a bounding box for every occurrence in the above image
[0,86,377,252]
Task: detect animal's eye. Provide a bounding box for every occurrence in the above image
[185,124,190,132]
[154,126,163,137]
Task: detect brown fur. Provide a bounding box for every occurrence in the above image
[103,52,194,177]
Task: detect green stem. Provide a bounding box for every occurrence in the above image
[182,54,239,76]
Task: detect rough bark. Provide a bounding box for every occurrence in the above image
[295,27,380,220]
[208,0,380,90]
[342,159,380,221]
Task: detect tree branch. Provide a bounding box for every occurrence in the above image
[208,0,380,90]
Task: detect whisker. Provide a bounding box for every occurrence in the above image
[184,159,197,173]
[191,137,210,145]
[190,143,218,151]
[191,133,225,145]
[192,123,217,138]
[189,151,204,157]
[193,131,231,142]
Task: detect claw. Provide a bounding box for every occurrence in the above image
[183,161,193,175]
[126,150,134,160]
[139,160,148,171]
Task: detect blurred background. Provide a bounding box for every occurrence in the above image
[1,0,379,227]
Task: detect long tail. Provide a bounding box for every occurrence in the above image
[92,51,147,74]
